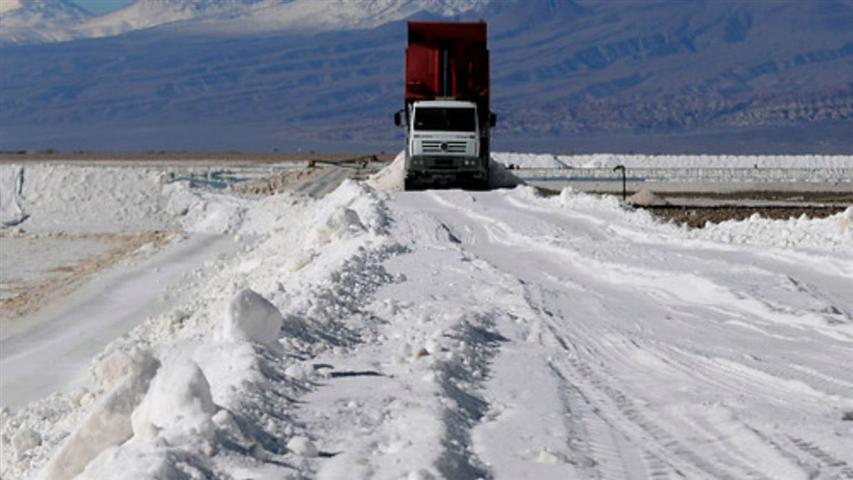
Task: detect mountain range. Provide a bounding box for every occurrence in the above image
[0,0,491,44]
[1,0,851,154]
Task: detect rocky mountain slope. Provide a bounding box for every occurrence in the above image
[0,0,490,43]
[0,0,850,152]
[0,0,92,44]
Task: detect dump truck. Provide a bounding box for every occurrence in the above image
[394,21,496,190]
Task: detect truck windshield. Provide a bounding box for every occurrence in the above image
[413,108,476,132]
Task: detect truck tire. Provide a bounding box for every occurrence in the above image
[404,177,416,191]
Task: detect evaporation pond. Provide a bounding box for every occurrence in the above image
[0,236,110,302]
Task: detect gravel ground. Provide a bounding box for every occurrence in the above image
[661,190,853,204]
[645,205,847,228]
[636,190,851,228]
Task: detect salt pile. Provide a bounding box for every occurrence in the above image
[1,176,397,479]
[839,206,853,233]
[0,166,26,226]
[488,160,525,188]
[555,186,853,250]
[130,359,218,441]
[40,350,159,480]
[0,164,176,233]
[627,188,669,206]
[367,152,406,192]
[222,288,284,348]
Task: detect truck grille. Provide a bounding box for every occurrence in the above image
[421,140,468,154]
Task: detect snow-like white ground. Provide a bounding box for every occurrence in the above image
[0,233,237,409]
[1,164,170,232]
[2,159,853,479]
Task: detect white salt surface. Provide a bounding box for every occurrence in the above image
[1,160,851,480]
[0,163,251,234]
[0,237,107,300]
[0,164,175,233]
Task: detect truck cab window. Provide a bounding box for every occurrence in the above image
[414,108,476,132]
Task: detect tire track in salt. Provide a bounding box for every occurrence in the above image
[478,193,853,397]
[411,194,650,479]
[786,437,853,479]
[544,321,784,480]
[547,361,659,480]
[421,198,730,477]
[531,279,843,480]
[422,191,817,479]
[525,264,826,480]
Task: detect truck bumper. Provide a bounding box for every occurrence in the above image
[405,155,489,189]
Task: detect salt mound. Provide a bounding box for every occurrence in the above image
[367,151,406,192]
[304,207,365,247]
[12,428,41,453]
[839,206,853,233]
[0,166,26,227]
[367,151,525,191]
[41,350,159,480]
[223,289,284,348]
[491,153,565,169]
[488,159,525,188]
[92,349,153,391]
[77,442,205,480]
[130,359,217,441]
[287,436,319,457]
[627,188,669,206]
[693,209,853,249]
[165,182,247,234]
[0,164,175,233]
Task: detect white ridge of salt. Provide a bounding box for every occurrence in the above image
[39,350,159,480]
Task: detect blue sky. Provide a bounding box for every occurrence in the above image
[74,0,134,15]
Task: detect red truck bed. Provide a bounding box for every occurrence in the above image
[405,21,490,109]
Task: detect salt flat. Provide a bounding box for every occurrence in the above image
[1,157,851,479]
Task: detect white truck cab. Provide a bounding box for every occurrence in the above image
[409,100,479,159]
[397,100,490,188]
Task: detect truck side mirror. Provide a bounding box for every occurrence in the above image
[489,112,497,128]
[394,111,402,126]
